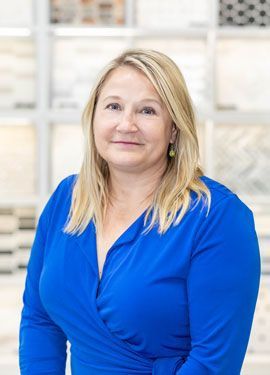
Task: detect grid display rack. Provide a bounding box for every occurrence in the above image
[0,0,270,371]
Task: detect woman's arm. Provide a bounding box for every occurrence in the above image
[19,180,68,374]
[177,194,261,374]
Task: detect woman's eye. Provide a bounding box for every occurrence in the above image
[106,103,121,111]
[142,107,156,115]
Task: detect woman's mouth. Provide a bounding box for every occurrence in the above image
[112,141,142,145]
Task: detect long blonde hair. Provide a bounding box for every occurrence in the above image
[63,48,211,235]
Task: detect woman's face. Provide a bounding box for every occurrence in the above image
[93,66,176,175]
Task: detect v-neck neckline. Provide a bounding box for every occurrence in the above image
[74,207,152,284]
[93,208,148,282]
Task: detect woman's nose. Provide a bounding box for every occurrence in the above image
[116,111,137,132]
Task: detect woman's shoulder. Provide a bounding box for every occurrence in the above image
[53,173,78,199]
[57,173,78,191]
[195,174,253,215]
[42,174,78,221]
[199,175,235,198]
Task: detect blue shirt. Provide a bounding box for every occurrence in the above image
[19,174,261,374]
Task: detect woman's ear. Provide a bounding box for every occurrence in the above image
[170,123,177,143]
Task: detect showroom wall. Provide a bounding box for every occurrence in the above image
[0,1,269,374]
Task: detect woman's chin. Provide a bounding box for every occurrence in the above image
[108,158,147,172]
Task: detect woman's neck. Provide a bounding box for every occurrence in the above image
[107,165,166,211]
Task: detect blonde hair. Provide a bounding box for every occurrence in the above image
[63,48,211,236]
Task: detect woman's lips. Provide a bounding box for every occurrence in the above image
[112,141,142,145]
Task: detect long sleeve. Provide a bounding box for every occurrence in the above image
[177,194,261,374]
[19,182,68,374]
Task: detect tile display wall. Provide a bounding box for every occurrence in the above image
[0,0,269,363]
[259,237,270,274]
[216,39,270,110]
[0,0,32,26]
[0,207,35,273]
[213,123,270,204]
[50,0,210,28]
[0,39,35,110]
[53,36,210,113]
[211,116,270,286]
[196,123,206,168]
[219,0,270,27]
[131,38,208,111]
[136,0,210,28]
[52,38,129,109]
[50,0,125,25]
[247,277,270,354]
[0,125,36,198]
[51,124,84,190]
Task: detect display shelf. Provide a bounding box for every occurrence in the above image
[0,110,37,121]
[52,109,208,125]
[217,27,270,38]
[35,109,270,126]
[47,109,208,125]
[48,109,82,123]
[0,197,38,207]
[211,110,270,125]
[0,27,34,37]
[49,25,209,38]
[50,25,136,37]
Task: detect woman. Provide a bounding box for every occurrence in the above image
[19,48,260,374]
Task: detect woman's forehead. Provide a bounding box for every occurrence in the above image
[99,66,161,100]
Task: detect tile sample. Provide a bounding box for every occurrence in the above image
[50,0,125,25]
[219,0,270,27]
[136,0,209,28]
[0,0,33,26]
[134,38,209,112]
[0,125,36,197]
[51,123,84,190]
[213,123,270,211]
[0,39,35,109]
[216,39,270,111]
[52,38,128,109]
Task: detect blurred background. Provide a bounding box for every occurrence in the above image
[0,0,269,374]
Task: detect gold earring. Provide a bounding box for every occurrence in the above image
[169,143,176,158]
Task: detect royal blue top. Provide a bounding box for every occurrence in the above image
[19,174,261,375]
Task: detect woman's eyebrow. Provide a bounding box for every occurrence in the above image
[102,95,162,108]
[102,95,122,102]
[139,98,162,108]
